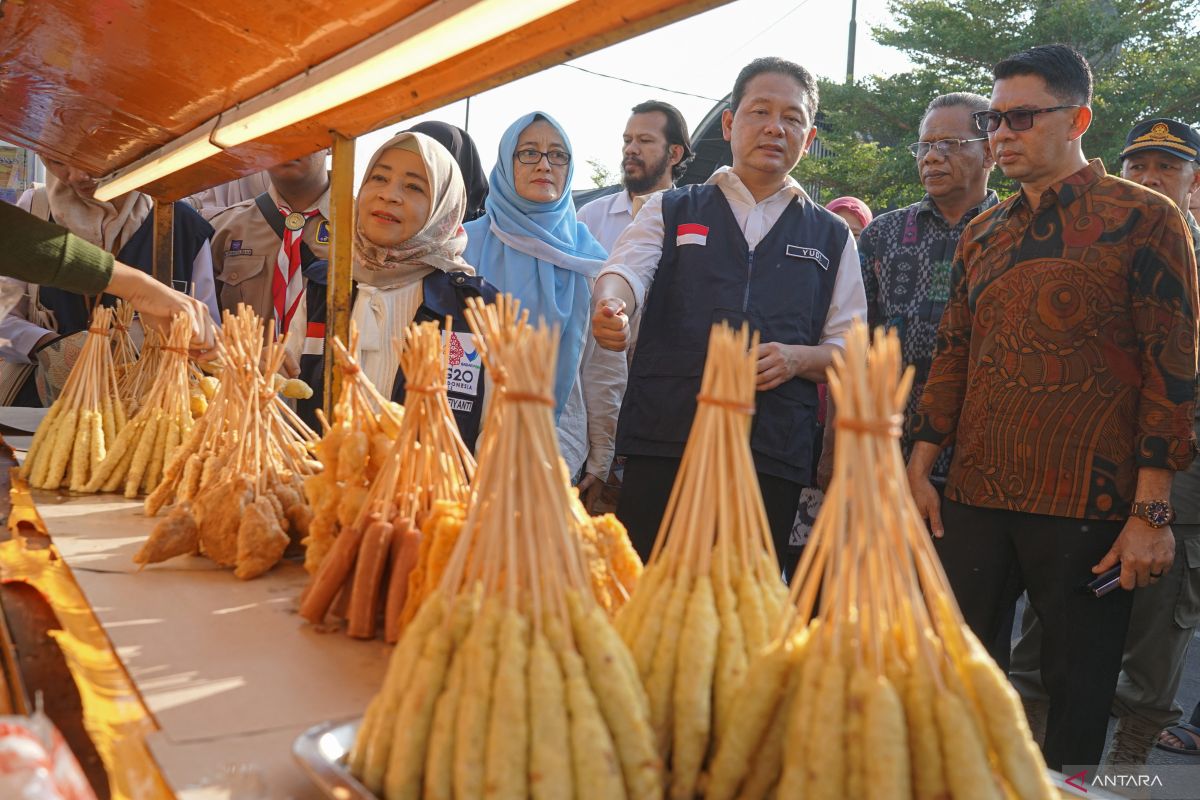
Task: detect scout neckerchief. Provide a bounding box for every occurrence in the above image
[272,206,321,335]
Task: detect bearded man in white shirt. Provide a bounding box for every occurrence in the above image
[571,101,693,511]
[578,100,694,249]
[592,57,867,575]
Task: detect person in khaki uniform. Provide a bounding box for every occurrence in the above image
[210,150,330,421]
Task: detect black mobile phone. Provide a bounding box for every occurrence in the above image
[1084,566,1122,598]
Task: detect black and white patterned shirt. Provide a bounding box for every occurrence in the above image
[859,190,999,483]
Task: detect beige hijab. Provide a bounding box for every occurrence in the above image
[45,172,152,254]
[351,132,474,390]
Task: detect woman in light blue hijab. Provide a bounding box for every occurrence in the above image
[463,112,607,420]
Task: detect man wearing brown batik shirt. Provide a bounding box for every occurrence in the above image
[906,45,1199,771]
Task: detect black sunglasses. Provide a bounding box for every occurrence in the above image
[972,105,1081,133]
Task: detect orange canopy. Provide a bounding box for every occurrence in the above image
[0,0,725,199]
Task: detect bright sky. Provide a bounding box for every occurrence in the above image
[354,0,914,191]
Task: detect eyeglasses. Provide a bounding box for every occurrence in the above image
[907,137,988,158]
[515,148,571,166]
[972,105,1081,133]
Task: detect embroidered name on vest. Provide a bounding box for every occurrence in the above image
[785,245,830,270]
[676,223,709,246]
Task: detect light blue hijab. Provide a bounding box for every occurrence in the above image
[464,112,607,418]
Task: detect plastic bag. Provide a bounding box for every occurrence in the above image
[0,711,97,800]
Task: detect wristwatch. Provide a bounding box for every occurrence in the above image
[1130,499,1175,528]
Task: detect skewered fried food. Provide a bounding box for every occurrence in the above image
[134,305,319,579]
[348,297,658,799]
[705,322,1056,799]
[612,323,782,790]
[135,502,199,565]
[22,306,126,491]
[299,322,471,639]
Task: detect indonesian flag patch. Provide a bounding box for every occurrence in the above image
[676,223,709,247]
[303,321,325,356]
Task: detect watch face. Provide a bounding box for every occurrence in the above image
[1144,501,1172,527]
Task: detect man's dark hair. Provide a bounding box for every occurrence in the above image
[630,100,695,180]
[993,44,1093,106]
[730,57,819,122]
[924,92,990,120]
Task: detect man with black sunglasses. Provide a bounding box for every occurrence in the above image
[906,44,1199,770]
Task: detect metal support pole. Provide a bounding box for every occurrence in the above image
[324,133,355,419]
[152,199,174,286]
[846,0,857,84]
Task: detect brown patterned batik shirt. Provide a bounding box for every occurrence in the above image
[911,160,1199,520]
[860,190,998,484]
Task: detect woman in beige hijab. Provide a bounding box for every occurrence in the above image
[351,132,497,448]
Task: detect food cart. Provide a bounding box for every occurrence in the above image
[0,1,726,796]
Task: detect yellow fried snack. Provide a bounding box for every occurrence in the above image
[627,563,671,675]
[802,648,847,799]
[844,668,872,800]
[963,649,1057,800]
[548,617,626,800]
[863,674,910,800]
[453,597,503,800]
[570,595,660,800]
[645,567,692,753]
[711,553,748,743]
[736,570,769,654]
[423,640,467,800]
[383,591,473,800]
[771,629,826,799]
[135,503,199,565]
[705,635,797,800]
[528,629,572,800]
[484,606,530,800]
[935,690,1002,800]
[615,556,663,643]
[902,659,947,800]
[670,574,719,800]
[354,590,446,789]
[233,496,289,580]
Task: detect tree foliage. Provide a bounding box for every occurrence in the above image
[793,0,1200,212]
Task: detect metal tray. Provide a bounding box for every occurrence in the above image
[294,717,1121,800]
[293,717,374,800]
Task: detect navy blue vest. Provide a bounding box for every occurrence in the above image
[38,202,213,336]
[615,184,846,484]
[387,271,498,451]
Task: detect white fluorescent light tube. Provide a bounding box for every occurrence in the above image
[212,0,578,148]
[93,122,221,202]
[94,0,577,199]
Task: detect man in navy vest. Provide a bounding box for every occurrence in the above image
[591,57,867,575]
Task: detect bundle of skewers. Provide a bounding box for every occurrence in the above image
[118,326,164,417]
[110,300,139,381]
[302,325,404,578]
[20,306,126,491]
[347,297,661,800]
[133,304,321,579]
[300,321,474,642]
[82,314,195,498]
[703,322,1056,800]
[611,322,787,799]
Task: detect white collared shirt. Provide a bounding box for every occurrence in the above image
[598,166,866,348]
[578,189,635,252]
